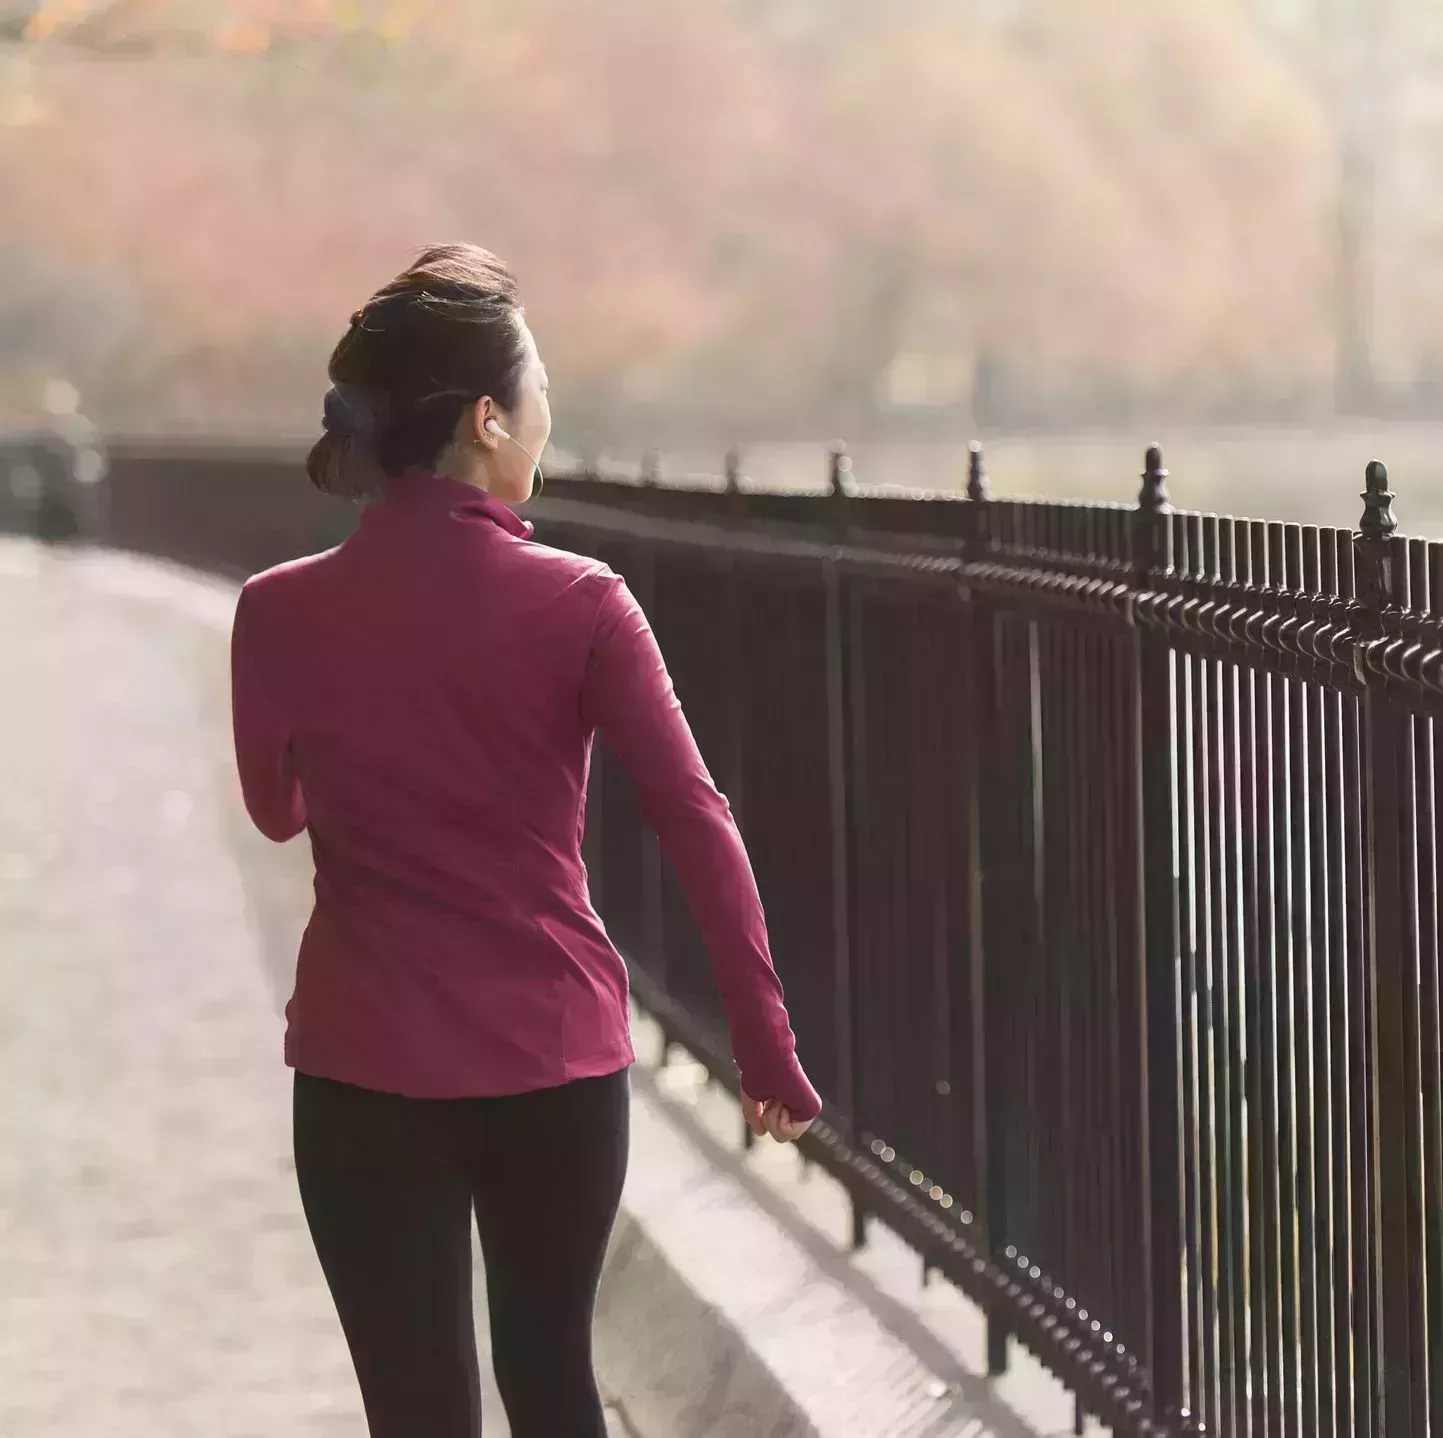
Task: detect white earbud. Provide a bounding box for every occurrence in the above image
[481,415,544,495]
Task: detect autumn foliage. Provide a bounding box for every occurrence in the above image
[0,0,1368,445]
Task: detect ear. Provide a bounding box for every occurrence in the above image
[467,397,501,452]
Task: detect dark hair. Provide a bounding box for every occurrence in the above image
[307,244,528,498]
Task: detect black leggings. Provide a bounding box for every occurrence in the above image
[293,1067,630,1438]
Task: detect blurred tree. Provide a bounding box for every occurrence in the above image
[0,3,41,42]
[0,0,1399,441]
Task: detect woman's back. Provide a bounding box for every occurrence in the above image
[235,475,641,1097]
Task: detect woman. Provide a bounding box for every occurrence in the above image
[229,243,820,1438]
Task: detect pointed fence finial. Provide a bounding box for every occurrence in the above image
[1134,444,1172,576]
[1139,444,1170,513]
[1354,459,1400,621]
[1358,458,1397,541]
[967,440,989,502]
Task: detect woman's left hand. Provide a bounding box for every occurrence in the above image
[741,1090,812,1144]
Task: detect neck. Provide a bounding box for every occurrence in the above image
[433,442,495,493]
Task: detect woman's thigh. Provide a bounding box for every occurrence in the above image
[467,1069,630,1437]
[293,1071,483,1438]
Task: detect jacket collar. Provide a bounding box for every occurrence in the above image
[377,472,535,539]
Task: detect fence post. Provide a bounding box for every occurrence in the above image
[725,445,745,520]
[1134,444,1188,1429]
[722,445,751,1147]
[965,441,1011,1375]
[631,538,669,1059]
[966,439,987,504]
[823,442,868,1248]
[829,441,852,529]
[1354,460,1424,1436]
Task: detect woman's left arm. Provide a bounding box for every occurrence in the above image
[230,586,307,843]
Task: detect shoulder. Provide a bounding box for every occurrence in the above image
[513,534,610,580]
[243,547,338,594]
[234,547,340,636]
[239,546,339,607]
[508,536,621,605]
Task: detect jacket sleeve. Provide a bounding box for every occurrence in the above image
[581,571,820,1122]
[230,586,307,844]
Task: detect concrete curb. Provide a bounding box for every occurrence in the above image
[598,1203,817,1438]
[596,1055,1006,1438]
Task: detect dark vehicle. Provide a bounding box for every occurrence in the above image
[0,414,107,542]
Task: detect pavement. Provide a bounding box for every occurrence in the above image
[0,535,1090,1438]
[0,537,628,1437]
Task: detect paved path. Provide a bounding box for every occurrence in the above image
[0,540,626,1436]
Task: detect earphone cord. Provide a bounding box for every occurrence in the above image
[493,427,545,499]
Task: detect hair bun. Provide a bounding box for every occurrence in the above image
[322,383,379,441]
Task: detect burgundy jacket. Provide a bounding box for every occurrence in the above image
[230,471,819,1119]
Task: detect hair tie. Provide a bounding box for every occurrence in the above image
[322,383,379,442]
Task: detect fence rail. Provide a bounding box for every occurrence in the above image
[537,446,1442,1438]
[13,439,1440,1437]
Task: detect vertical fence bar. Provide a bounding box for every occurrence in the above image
[996,585,1047,1369]
[825,444,870,1250]
[1320,531,1354,1438]
[723,538,750,1146]
[631,542,669,1052]
[1355,460,1424,1437]
[1405,537,1438,1438]
[1301,525,1337,1438]
[1135,445,1187,1430]
[1210,514,1248,1438]
[1231,518,1264,1437]
[1105,534,1149,1368]
[1424,545,1443,1435]
[1269,522,1301,1438]
[1337,524,1379,1436]
[1284,523,1319,1438]
[1175,515,1203,1422]
[1247,517,1286,1438]
[1322,533,1356,1438]
[1187,512,1221,1433]
[1037,534,1067,1322]
[1024,517,1046,1284]
[966,448,1014,1376]
[824,560,855,1139]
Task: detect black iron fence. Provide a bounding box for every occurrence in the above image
[536,448,1441,1438]
[17,440,1440,1436]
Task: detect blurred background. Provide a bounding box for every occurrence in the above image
[3,11,1435,1434]
[2,0,1442,525]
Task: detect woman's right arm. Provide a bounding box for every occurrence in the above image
[580,570,821,1125]
[231,585,308,845]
